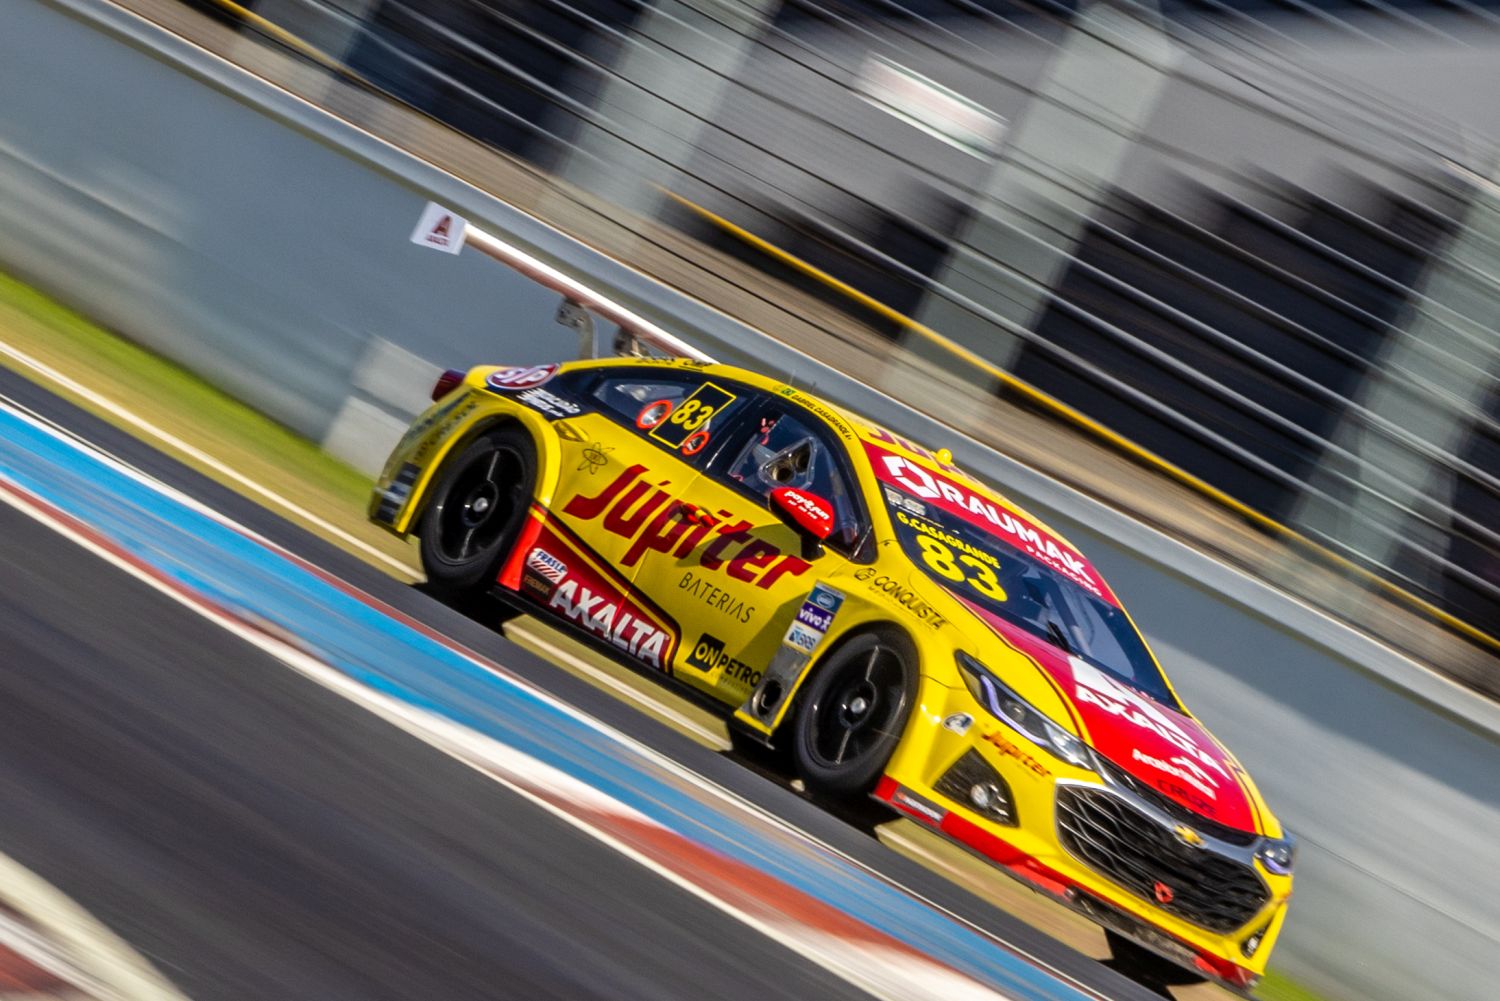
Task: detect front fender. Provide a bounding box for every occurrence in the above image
[732,570,962,742]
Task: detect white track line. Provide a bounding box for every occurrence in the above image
[0,337,421,578]
[0,852,190,1001]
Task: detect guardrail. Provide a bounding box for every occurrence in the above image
[3,1,1499,999]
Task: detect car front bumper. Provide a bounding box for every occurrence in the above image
[877,690,1290,992]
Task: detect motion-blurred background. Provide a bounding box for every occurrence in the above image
[2,0,1499,997]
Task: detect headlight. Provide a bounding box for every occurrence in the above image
[1256,836,1296,876]
[957,652,1092,769]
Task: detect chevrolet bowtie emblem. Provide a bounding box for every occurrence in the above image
[1174,824,1205,848]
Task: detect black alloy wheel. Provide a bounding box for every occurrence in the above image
[792,630,916,796]
[418,427,535,599]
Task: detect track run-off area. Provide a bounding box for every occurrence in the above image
[0,370,1168,1000]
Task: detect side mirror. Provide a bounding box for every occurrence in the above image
[770,486,833,560]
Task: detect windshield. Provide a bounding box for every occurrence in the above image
[883,486,1177,707]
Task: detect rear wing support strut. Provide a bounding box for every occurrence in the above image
[410,201,715,363]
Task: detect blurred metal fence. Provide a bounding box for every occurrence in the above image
[198,0,1500,669]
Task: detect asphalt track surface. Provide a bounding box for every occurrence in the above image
[0,366,1163,1001]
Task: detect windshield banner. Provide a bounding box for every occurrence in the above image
[865,442,1114,604]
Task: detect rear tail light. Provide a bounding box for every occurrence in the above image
[432,368,465,401]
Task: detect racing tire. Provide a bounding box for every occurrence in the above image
[790,629,917,797]
[418,426,535,602]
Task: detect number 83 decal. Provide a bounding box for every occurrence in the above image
[915,535,1008,602]
[641,382,737,456]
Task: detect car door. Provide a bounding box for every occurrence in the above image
[520,366,756,673]
[642,400,872,705]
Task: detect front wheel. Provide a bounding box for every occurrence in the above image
[791,630,917,797]
[418,426,535,601]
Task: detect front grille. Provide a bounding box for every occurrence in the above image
[1057,785,1268,934]
[1095,757,1258,847]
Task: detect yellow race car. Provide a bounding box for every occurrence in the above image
[370,355,1293,992]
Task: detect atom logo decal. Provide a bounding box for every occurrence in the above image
[579,442,614,474]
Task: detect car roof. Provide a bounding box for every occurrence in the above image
[564,356,1095,569]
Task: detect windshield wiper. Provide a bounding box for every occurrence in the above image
[1043,617,1074,654]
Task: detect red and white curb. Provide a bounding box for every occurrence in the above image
[0,853,189,1001]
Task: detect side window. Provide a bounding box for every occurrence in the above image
[587,372,750,464]
[719,409,865,553]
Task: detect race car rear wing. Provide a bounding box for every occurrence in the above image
[409,201,714,364]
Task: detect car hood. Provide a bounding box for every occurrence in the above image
[957,597,1260,833]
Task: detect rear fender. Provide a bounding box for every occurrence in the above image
[371,375,562,537]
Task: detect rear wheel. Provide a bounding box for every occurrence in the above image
[791,630,916,797]
[418,427,535,602]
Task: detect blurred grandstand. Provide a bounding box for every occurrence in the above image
[134,0,1500,694]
